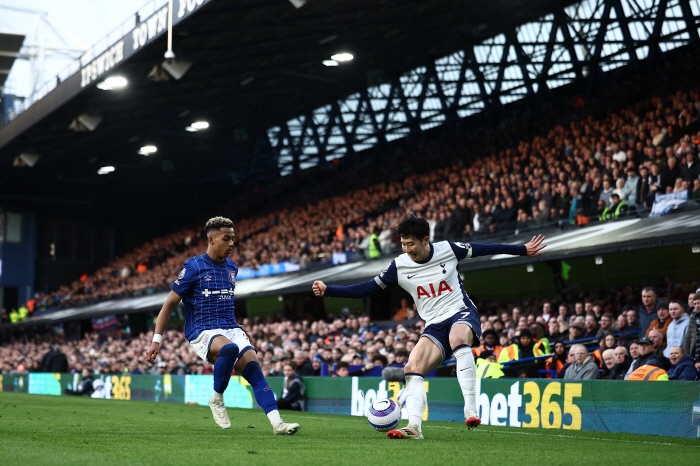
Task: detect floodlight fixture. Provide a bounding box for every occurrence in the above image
[139,145,157,155]
[97,166,115,175]
[162,58,192,80]
[191,121,209,130]
[69,113,103,132]
[13,152,40,167]
[331,52,353,62]
[96,76,128,90]
[323,60,339,67]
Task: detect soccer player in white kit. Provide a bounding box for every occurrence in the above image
[312,216,546,439]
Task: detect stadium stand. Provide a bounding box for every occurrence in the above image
[2,280,697,381]
[16,75,700,314]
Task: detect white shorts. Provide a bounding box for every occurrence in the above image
[189,328,253,364]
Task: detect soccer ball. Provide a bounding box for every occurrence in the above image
[367,399,401,432]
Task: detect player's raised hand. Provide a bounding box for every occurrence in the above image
[145,342,160,364]
[312,280,326,296]
[524,234,547,257]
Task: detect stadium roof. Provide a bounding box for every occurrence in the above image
[0,33,24,92]
[6,208,700,328]
[0,0,578,215]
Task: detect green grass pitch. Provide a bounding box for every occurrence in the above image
[1,392,698,466]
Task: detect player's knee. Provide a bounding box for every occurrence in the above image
[219,343,239,358]
[449,336,468,350]
[403,361,417,374]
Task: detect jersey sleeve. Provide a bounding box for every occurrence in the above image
[449,241,526,259]
[324,261,397,298]
[375,260,398,289]
[171,261,196,297]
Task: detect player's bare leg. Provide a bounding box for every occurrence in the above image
[387,337,442,440]
[234,347,300,435]
[449,323,480,429]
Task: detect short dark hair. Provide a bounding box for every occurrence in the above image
[373,354,388,366]
[395,349,408,358]
[336,362,350,370]
[669,299,684,308]
[205,216,234,235]
[396,215,430,240]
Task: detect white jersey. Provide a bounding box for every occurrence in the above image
[324,240,526,327]
[375,241,475,326]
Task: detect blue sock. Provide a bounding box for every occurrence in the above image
[213,343,239,394]
[242,361,277,414]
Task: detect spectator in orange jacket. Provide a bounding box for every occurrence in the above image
[473,329,503,360]
[646,302,671,343]
[546,341,569,378]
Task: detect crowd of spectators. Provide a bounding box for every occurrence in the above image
[3,281,698,382]
[18,77,700,313]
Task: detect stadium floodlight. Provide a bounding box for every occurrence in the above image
[96,76,128,90]
[147,64,170,82]
[97,166,115,175]
[323,60,339,67]
[288,0,306,8]
[331,52,353,62]
[69,113,103,132]
[13,152,40,167]
[186,121,209,132]
[139,145,157,155]
[161,58,192,80]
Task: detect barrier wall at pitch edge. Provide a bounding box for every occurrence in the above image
[1,374,698,438]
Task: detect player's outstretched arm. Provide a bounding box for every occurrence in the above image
[145,291,182,364]
[523,234,547,257]
[313,261,396,298]
[311,277,386,298]
[455,234,547,259]
[312,280,326,296]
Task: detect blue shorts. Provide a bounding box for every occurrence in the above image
[421,308,482,362]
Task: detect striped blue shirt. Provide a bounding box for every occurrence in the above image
[171,253,239,341]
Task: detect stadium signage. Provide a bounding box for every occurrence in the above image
[7,373,699,438]
[80,41,125,88]
[475,380,583,430]
[131,6,169,52]
[79,0,214,89]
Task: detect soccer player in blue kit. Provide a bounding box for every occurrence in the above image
[312,216,546,439]
[146,217,300,435]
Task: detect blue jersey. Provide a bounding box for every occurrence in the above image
[171,253,239,341]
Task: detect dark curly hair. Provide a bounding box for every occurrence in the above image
[204,216,234,235]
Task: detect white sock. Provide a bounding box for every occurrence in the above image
[404,374,426,432]
[267,409,282,427]
[211,391,223,402]
[454,346,477,418]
